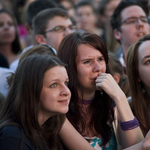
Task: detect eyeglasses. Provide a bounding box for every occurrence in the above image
[119,16,149,26]
[42,25,76,34]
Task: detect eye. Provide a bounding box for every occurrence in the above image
[83,60,90,64]
[8,22,14,26]
[0,22,4,27]
[68,25,73,30]
[126,18,136,24]
[97,57,104,61]
[54,26,64,31]
[145,60,150,65]
[50,83,57,88]
[64,81,69,86]
[141,17,148,23]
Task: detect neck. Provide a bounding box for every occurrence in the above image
[78,90,95,100]
[122,45,129,65]
[0,44,19,65]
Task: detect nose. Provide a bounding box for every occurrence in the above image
[93,61,101,73]
[3,23,9,29]
[136,18,144,29]
[64,27,73,35]
[60,84,71,97]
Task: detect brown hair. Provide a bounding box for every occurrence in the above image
[32,8,70,37]
[108,52,131,97]
[0,55,66,150]
[58,31,114,146]
[127,34,150,136]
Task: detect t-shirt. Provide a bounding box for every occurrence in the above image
[0,125,40,150]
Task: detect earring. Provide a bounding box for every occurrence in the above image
[100,90,103,96]
[139,81,146,94]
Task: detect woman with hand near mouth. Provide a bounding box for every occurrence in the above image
[58,31,143,150]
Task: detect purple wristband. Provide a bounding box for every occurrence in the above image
[119,116,139,131]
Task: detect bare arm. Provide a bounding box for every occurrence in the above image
[124,130,150,150]
[59,118,95,150]
[96,73,144,148]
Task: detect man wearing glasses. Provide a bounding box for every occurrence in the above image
[32,7,75,53]
[110,1,150,68]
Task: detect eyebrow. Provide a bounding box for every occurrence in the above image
[142,55,150,63]
[80,55,104,61]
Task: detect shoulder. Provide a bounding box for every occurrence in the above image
[0,125,23,139]
[0,125,35,149]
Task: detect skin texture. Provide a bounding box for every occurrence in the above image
[0,13,16,45]
[76,6,97,33]
[138,41,150,97]
[39,66,71,125]
[115,5,150,60]
[42,16,72,51]
[76,44,106,99]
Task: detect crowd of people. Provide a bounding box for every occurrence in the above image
[0,0,150,150]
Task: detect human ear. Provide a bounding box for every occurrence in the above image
[114,29,121,41]
[113,73,121,84]
[36,34,47,45]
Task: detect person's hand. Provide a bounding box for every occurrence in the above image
[142,130,150,150]
[95,73,124,100]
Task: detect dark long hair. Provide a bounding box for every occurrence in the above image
[127,34,150,136]
[58,31,114,146]
[0,9,21,54]
[0,55,66,150]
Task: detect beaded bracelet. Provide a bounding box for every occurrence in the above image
[119,116,139,131]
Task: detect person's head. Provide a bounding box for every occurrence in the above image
[108,52,130,97]
[26,0,58,29]
[0,9,21,54]
[110,0,150,50]
[98,0,121,25]
[13,0,36,25]
[1,54,71,149]
[55,0,76,24]
[19,44,56,63]
[58,31,109,95]
[33,8,73,51]
[127,34,150,136]
[76,0,98,32]
[7,44,56,87]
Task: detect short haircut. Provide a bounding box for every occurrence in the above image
[32,8,70,37]
[26,0,58,28]
[110,0,149,31]
[98,0,111,15]
[76,0,96,14]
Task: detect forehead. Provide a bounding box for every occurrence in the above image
[77,5,93,13]
[46,16,72,29]
[0,12,12,20]
[44,66,68,80]
[138,40,150,61]
[120,5,146,20]
[77,44,102,58]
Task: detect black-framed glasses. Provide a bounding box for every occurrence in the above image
[42,25,77,34]
[119,16,149,26]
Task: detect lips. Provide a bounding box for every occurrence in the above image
[137,32,145,37]
[58,99,69,105]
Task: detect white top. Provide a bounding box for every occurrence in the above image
[0,67,14,98]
